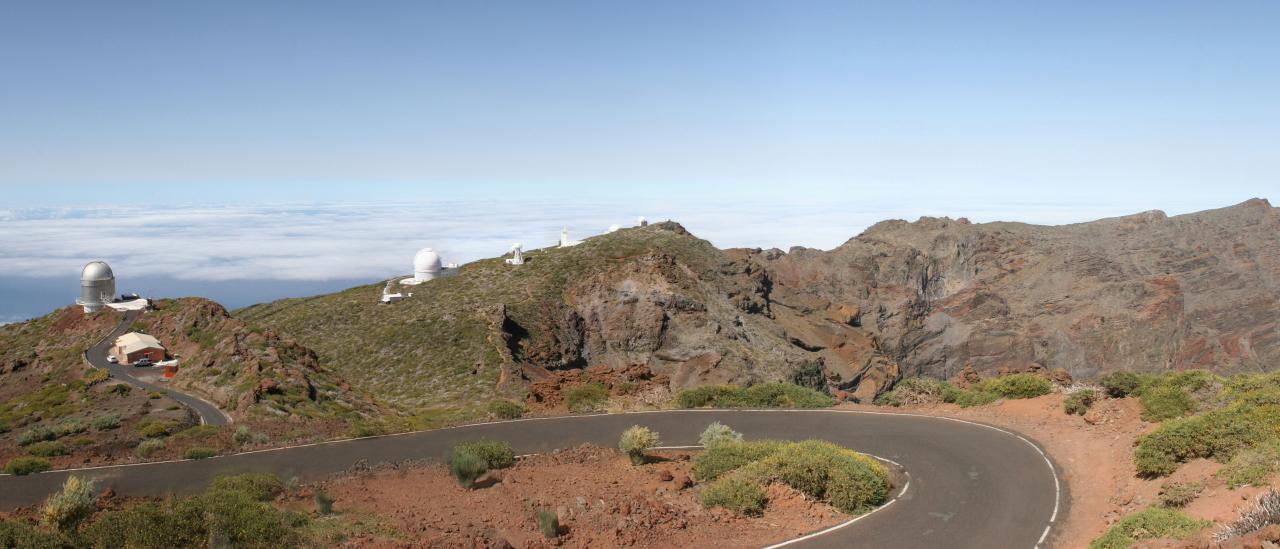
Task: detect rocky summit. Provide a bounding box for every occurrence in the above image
[240,199,1279,409]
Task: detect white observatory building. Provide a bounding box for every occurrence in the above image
[77,261,116,313]
[400,247,457,286]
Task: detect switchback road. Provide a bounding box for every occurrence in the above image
[0,409,1062,548]
[84,309,230,426]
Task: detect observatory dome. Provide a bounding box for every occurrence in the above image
[77,261,116,313]
[413,247,443,281]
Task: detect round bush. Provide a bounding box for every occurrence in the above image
[1098,371,1142,398]
[619,426,660,465]
[698,475,767,515]
[27,441,68,457]
[698,422,743,448]
[448,451,488,489]
[565,383,608,413]
[4,457,52,476]
[1064,390,1097,416]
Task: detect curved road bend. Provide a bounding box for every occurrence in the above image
[0,410,1063,548]
[85,309,230,426]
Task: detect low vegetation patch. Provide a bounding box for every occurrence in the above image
[1218,441,1280,488]
[184,447,217,460]
[536,507,560,539]
[876,373,1051,409]
[565,382,608,413]
[91,414,121,431]
[1133,370,1280,477]
[1158,482,1203,508]
[447,440,516,488]
[487,399,526,419]
[1098,371,1143,398]
[698,421,743,448]
[1064,389,1098,415]
[676,383,833,409]
[26,440,68,457]
[135,438,165,458]
[1089,507,1209,549]
[694,437,891,516]
[618,426,660,465]
[4,457,52,476]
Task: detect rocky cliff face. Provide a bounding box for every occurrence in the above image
[752,198,1280,391]
[242,199,1280,409]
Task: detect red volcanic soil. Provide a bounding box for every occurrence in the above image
[316,445,847,548]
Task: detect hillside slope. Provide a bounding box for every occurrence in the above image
[240,199,1279,413]
[238,222,825,414]
[0,300,388,467]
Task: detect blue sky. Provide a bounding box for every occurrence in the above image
[1,1,1276,205]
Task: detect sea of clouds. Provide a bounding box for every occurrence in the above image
[0,197,1158,321]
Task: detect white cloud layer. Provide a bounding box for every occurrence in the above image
[0,198,1167,283]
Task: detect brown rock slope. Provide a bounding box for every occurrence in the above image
[758,198,1279,386]
[239,199,1280,411]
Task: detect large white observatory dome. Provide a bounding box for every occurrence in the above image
[77,261,116,313]
[413,248,443,281]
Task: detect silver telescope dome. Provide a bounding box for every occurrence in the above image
[77,261,116,313]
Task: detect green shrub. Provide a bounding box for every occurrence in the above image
[565,382,608,412]
[174,425,220,440]
[92,414,121,430]
[17,426,57,446]
[950,389,1001,408]
[148,391,162,400]
[1064,390,1097,415]
[27,441,68,457]
[314,487,334,515]
[1098,371,1143,398]
[1141,386,1197,421]
[675,383,833,409]
[487,399,526,419]
[448,451,488,489]
[454,440,516,469]
[692,440,786,481]
[209,473,285,502]
[791,363,828,393]
[536,508,560,538]
[1218,441,1280,488]
[53,419,87,437]
[136,420,174,439]
[184,447,217,460]
[700,474,767,515]
[136,438,166,458]
[347,422,384,438]
[977,373,1053,399]
[0,520,66,549]
[233,425,253,445]
[699,422,743,448]
[0,420,8,434]
[4,457,52,476]
[41,476,96,532]
[1158,482,1203,508]
[109,383,132,396]
[745,440,891,513]
[1088,507,1209,549]
[619,425,660,465]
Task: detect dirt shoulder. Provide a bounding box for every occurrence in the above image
[315,445,848,548]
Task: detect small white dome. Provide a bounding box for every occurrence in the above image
[413,248,442,274]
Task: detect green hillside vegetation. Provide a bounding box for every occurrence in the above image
[238,224,788,421]
[1124,370,1280,480]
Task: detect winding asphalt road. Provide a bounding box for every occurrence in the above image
[0,410,1063,548]
[84,309,230,426]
